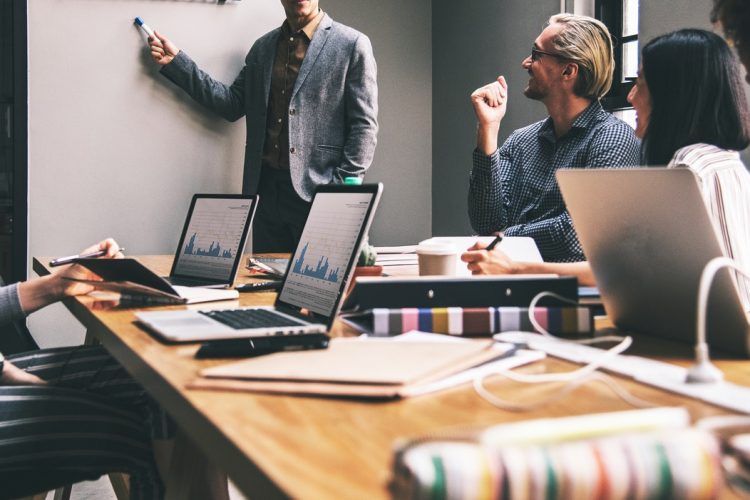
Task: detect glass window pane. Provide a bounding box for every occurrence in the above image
[622,40,639,81]
[623,0,639,37]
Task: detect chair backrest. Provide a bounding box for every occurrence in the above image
[0,275,39,353]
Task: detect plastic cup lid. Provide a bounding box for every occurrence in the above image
[416,242,457,255]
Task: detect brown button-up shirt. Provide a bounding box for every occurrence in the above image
[262,10,325,170]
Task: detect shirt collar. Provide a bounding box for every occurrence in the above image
[538,100,604,142]
[282,9,325,40]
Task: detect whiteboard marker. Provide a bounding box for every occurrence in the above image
[134,16,155,38]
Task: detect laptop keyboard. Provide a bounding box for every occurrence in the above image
[200,309,306,330]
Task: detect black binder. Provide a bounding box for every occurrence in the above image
[342,275,578,312]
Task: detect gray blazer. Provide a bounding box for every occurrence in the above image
[161,14,378,201]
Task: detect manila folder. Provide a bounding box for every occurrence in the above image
[192,337,508,398]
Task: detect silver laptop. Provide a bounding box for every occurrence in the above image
[557,168,750,356]
[136,183,383,342]
[165,194,257,288]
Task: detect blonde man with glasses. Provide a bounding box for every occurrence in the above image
[467,14,639,263]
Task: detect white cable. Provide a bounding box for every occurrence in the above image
[500,336,632,383]
[527,291,627,345]
[527,291,577,337]
[515,290,633,382]
[472,290,657,410]
[474,370,657,412]
[688,257,750,384]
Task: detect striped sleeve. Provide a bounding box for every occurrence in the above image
[669,143,750,314]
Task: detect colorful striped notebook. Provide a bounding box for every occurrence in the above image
[347,306,594,336]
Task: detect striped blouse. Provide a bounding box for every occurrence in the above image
[668,143,750,314]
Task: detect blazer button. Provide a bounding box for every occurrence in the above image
[289,109,296,115]
[290,147,296,154]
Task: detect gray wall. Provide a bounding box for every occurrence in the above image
[640,0,750,165]
[325,0,433,246]
[640,0,711,45]
[432,0,560,235]
[27,0,432,346]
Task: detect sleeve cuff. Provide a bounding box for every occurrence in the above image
[472,148,500,172]
[159,51,190,79]
[1,283,26,322]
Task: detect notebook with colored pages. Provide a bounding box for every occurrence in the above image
[341,306,593,336]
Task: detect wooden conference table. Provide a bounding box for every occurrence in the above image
[33,255,750,500]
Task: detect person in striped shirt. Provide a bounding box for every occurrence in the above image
[463,29,750,316]
[0,238,228,499]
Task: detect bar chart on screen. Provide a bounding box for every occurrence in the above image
[279,192,372,316]
[172,198,253,279]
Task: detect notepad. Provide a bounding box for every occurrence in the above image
[192,336,538,399]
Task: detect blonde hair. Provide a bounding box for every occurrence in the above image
[548,14,614,99]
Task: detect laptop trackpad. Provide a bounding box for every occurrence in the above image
[157,315,218,329]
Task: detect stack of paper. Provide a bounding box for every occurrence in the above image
[374,245,418,267]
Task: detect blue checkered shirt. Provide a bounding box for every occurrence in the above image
[468,101,640,262]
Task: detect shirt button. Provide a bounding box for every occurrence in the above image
[281,90,285,95]
[277,118,282,123]
[289,109,295,115]
[290,147,296,154]
[289,37,294,42]
[274,144,279,149]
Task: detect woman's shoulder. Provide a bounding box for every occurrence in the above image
[669,143,741,169]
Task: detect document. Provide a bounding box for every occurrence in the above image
[190,333,544,399]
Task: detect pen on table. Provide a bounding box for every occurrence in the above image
[484,235,503,251]
[49,248,126,267]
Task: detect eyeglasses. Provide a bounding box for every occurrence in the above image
[530,46,569,62]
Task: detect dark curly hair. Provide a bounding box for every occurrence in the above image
[712,0,750,53]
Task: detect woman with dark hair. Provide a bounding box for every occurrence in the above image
[462,28,750,314]
[629,29,750,311]
[635,29,750,165]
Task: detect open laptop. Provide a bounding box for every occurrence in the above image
[165,194,257,288]
[136,183,383,342]
[557,168,750,356]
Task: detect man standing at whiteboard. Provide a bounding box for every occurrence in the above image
[148,0,378,252]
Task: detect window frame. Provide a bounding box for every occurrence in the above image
[596,0,638,111]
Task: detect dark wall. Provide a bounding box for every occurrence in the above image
[432,0,559,235]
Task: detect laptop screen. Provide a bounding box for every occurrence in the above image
[277,186,381,319]
[170,195,256,283]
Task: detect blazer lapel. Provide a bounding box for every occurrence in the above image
[292,15,333,99]
[261,29,281,108]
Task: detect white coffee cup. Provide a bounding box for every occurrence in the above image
[416,241,457,276]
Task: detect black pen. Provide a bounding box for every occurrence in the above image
[49,247,126,267]
[484,235,503,251]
